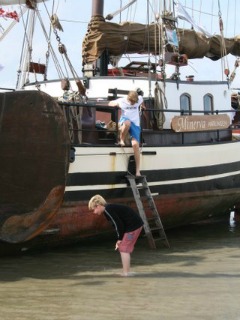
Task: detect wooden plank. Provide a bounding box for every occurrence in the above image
[28,62,46,74]
[171,114,230,132]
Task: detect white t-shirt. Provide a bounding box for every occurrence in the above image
[116,96,143,126]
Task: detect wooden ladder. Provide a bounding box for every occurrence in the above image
[126,175,170,249]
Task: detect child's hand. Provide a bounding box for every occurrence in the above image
[115,240,121,250]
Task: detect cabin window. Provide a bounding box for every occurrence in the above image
[180,93,191,115]
[203,94,213,114]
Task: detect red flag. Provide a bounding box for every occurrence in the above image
[0,8,19,22]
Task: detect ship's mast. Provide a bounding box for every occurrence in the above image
[91,0,108,76]
[92,0,104,16]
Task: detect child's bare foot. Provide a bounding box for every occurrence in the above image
[119,272,136,277]
[119,140,125,147]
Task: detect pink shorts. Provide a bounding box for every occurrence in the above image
[118,226,143,253]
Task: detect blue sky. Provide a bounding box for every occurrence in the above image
[0,0,240,89]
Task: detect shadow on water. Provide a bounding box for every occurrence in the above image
[0,217,239,283]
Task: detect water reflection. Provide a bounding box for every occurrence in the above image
[0,218,240,320]
[229,208,237,232]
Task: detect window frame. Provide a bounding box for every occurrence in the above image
[180,93,192,115]
[203,94,214,115]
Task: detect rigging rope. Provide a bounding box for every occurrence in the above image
[16,6,35,88]
[217,0,229,80]
[105,0,137,21]
[36,10,64,80]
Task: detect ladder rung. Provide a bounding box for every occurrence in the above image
[150,227,164,232]
[126,174,145,180]
[147,217,157,222]
[153,237,169,242]
[136,185,148,189]
[152,234,167,239]
[148,205,155,210]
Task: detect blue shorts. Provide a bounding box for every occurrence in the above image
[119,117,141,143]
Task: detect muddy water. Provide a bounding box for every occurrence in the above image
[0,218,240,320]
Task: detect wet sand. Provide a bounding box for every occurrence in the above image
[0,218,240,320]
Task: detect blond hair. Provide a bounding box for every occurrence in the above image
[88,194,106,210]
[127,91,138,105]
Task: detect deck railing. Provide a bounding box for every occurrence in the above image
[58,100,239,146]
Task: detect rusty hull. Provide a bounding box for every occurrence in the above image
[0,91,70,243]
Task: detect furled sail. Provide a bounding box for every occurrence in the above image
[82,16,240,64]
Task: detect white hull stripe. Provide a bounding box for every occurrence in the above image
[64,169,240,192]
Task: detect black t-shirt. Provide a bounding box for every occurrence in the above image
[104,203,144,240]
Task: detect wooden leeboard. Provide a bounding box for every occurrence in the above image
[171,114,231,132]
[0,91,70,243]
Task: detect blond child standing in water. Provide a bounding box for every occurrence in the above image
[88,194,143,277]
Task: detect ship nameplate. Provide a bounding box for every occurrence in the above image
[171,114,230,132]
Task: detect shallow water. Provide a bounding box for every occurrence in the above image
[0,217,240,320]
